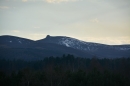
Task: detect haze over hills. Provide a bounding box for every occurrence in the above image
[0,35,130,60]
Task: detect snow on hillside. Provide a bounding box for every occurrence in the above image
[54,36,130,51]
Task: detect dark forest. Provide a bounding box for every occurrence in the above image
[0,54,130,86]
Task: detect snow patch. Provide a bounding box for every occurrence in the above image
[19,41,22,44]
[119,48,130,50]
[88,47,90,50]
[64,42,70,47]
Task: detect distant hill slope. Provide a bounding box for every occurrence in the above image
[0,35,130,60]
[0,35,34,48]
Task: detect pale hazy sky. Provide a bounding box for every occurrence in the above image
[0,0,130,45]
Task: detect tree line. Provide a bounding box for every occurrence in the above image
[0,54,130,86]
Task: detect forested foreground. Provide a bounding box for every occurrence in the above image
[0,54,130,86]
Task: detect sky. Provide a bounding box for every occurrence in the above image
[0,0,130,45]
